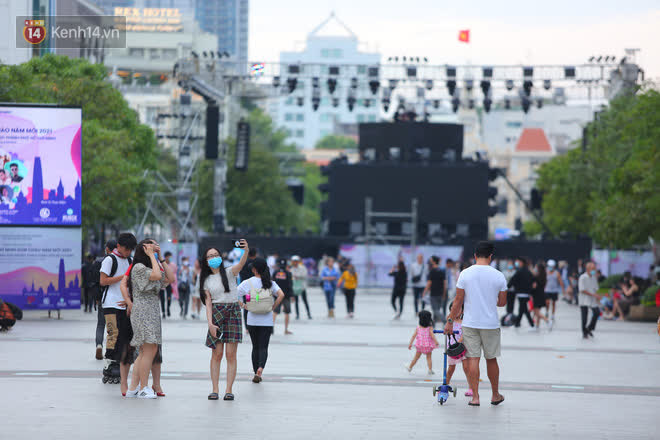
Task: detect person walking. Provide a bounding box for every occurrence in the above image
[159,252,175,319]
[422,256,447,324]
[126,239,174,398]
[82,254,96,313]
[320,257,340,318]
[404,310,439,374]
[178,256,192,319]
[508,257,535,329]
[545,259,565,325]
[201,241,249,401]
[190,258,202,319]
[410,254,426,314]
[444,241,507,407]
[272,258,294,335]
[578,261,601,339]
[388,260,408,320]
[338,264,358,318]
[237,258,284,383]
[291,256,312,319]
[532,262,549,331]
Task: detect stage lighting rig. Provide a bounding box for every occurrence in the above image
[273,76,280,88]
[287,77,297,93]
[480,80,491,96]
[506,79,514,91]
[447,80,457,96]
[332,97,340,108]
[347,95,356,111]
[523,80,533,97]
[425,80,433,91]
[465,79,474,92]
[369,80,380,95]
[451,97,460,113]
[483,98,492,113]
[543,79,551,90]
[327,78,337,94]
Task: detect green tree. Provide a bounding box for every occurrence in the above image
[0,55,158,241]
[315,134,357,150]
[536,88,660,247]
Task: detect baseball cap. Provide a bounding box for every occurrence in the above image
[291,255,301,261]
[547,259,556,267]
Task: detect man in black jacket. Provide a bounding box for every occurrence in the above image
[508,257,535,328]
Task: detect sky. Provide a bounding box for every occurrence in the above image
[249,0,660,81]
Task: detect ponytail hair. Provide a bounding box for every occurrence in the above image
[251,258,272,289]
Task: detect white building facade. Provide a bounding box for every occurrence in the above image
[0,0,32,65]
[274,14,381,149]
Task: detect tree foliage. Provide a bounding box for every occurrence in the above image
[536,88,660,247]
[0,55,158,236]
[315,134,357,150]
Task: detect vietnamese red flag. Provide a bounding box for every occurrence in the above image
[458,30,470,43]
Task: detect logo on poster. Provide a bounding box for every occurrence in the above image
[23,20,47,45]
[40,208,51,219]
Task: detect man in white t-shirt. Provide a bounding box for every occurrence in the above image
[100,233,137,368]
[445,241,507,407]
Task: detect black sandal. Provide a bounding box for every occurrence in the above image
[223,393,234,401]
[208,393,219,400]
[468,402,480,406]
[491,396,505,406]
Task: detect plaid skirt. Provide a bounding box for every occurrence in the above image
[205,302,242,348]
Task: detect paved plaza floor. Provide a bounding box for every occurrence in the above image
[1,288,659,439]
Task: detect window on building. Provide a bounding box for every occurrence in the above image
[320,113,333,122]
[320,129,330,137]
[506,121,522,128]
[321,48,343,58]
[357,65,366,74]
[162,49,177,59]
[368,115,377,122]
[296,114,304,122]
[295,129,304,138]
[285,97,294,105]
[285,113,294,121]
[129,48,144,57]
[149,48,161,59]
[357,115,366,123]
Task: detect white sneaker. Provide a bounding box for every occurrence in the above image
[549,319,554,331]
[125,388,139,398]
[403,363,412,372]
[428,369,435,375]
[138,387,157,399]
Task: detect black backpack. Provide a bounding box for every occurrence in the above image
[100,254,133,304]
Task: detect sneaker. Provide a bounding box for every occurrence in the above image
[403,363,411,372]
[548,319,554,331]
[427,369,435,375]
[138,387,157,399]
[125,388,139,398]
[95,345,103,360]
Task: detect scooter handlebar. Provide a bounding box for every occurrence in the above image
[433,330,460,334]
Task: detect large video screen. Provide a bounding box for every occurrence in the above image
[0,227,82,309]
[0,105,82,226]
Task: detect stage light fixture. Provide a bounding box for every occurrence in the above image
[506,79,514,90]
[564,67,576,78]
[364,99,371,108]
[327,78,337,94]
[407,66,417,77]
[482,67,493,78]
[191,51,199,58]
[480,80,491,96]
[382,97,390,112]
[209,51,214,58]
[347,95,356,112]
[402,56,407,62]
[297,97,304,107]
[523,66,533,77]
[446,66,456,77]
[389,79,398,90]
[588,56,595,62]
[523,80,533,97]
[423,57,428,63]
[223,51,230,57]
[521,96,531,113]
[312,77,320,89]
[332,97,340,108]
[368,80,380,95]
[536,98,543,109]
[465,79,474,91]
[288,64,300,74]
[273,76,280,88]
[351,77,358,89]
[203,51,208,58]
[483,98,492,113]
[425,80,433,90]
[451,97,460,113]
[543,79,551,90]
[312,95,320,111]
[468,99,475,109]
[432,99,440,109]
[368,67,379,77]
[447,80,457,96]
[216,51,222,58]
[287,78,297,93]
[504,98,511,109]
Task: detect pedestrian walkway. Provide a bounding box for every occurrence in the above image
[1,288,658,439]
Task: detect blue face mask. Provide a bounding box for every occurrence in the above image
[590,269,597,276]
[514,261,521,268]
[154,252,159,261]
[508,265,514,270]
[208,257,223,269]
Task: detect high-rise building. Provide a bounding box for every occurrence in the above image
[194,0,248,61]
[0,0,32,65]
[274,13,381,149]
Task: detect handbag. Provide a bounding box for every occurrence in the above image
[245,287,274,314]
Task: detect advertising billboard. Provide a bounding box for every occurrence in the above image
[0,227,82,310]
[0,105,82,226]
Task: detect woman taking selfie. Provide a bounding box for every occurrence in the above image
[237,258,284,383]
[200,240,249,401]
[128,239,174,399]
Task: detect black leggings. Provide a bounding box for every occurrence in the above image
[391,289,405,314]
[248,326,272,373]
[515,296,534,327]
[412,287,425,313]
[295,289,312,318]
[343,289,355,314]
[580,306,599,335]
[160,286,172,316]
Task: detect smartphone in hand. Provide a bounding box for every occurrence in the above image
[233,239,245,249]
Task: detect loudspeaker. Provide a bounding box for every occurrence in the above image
[234,121,250,171]
[205,104,219,159]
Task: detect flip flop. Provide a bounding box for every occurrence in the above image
[252,375,260,383]
[208,393,219,400]
[223,393,235,401]
[491,396,505,406]
[468,402,480,406]
[156,392,166,397]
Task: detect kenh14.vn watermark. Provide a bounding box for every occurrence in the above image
[17,16,126,48]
